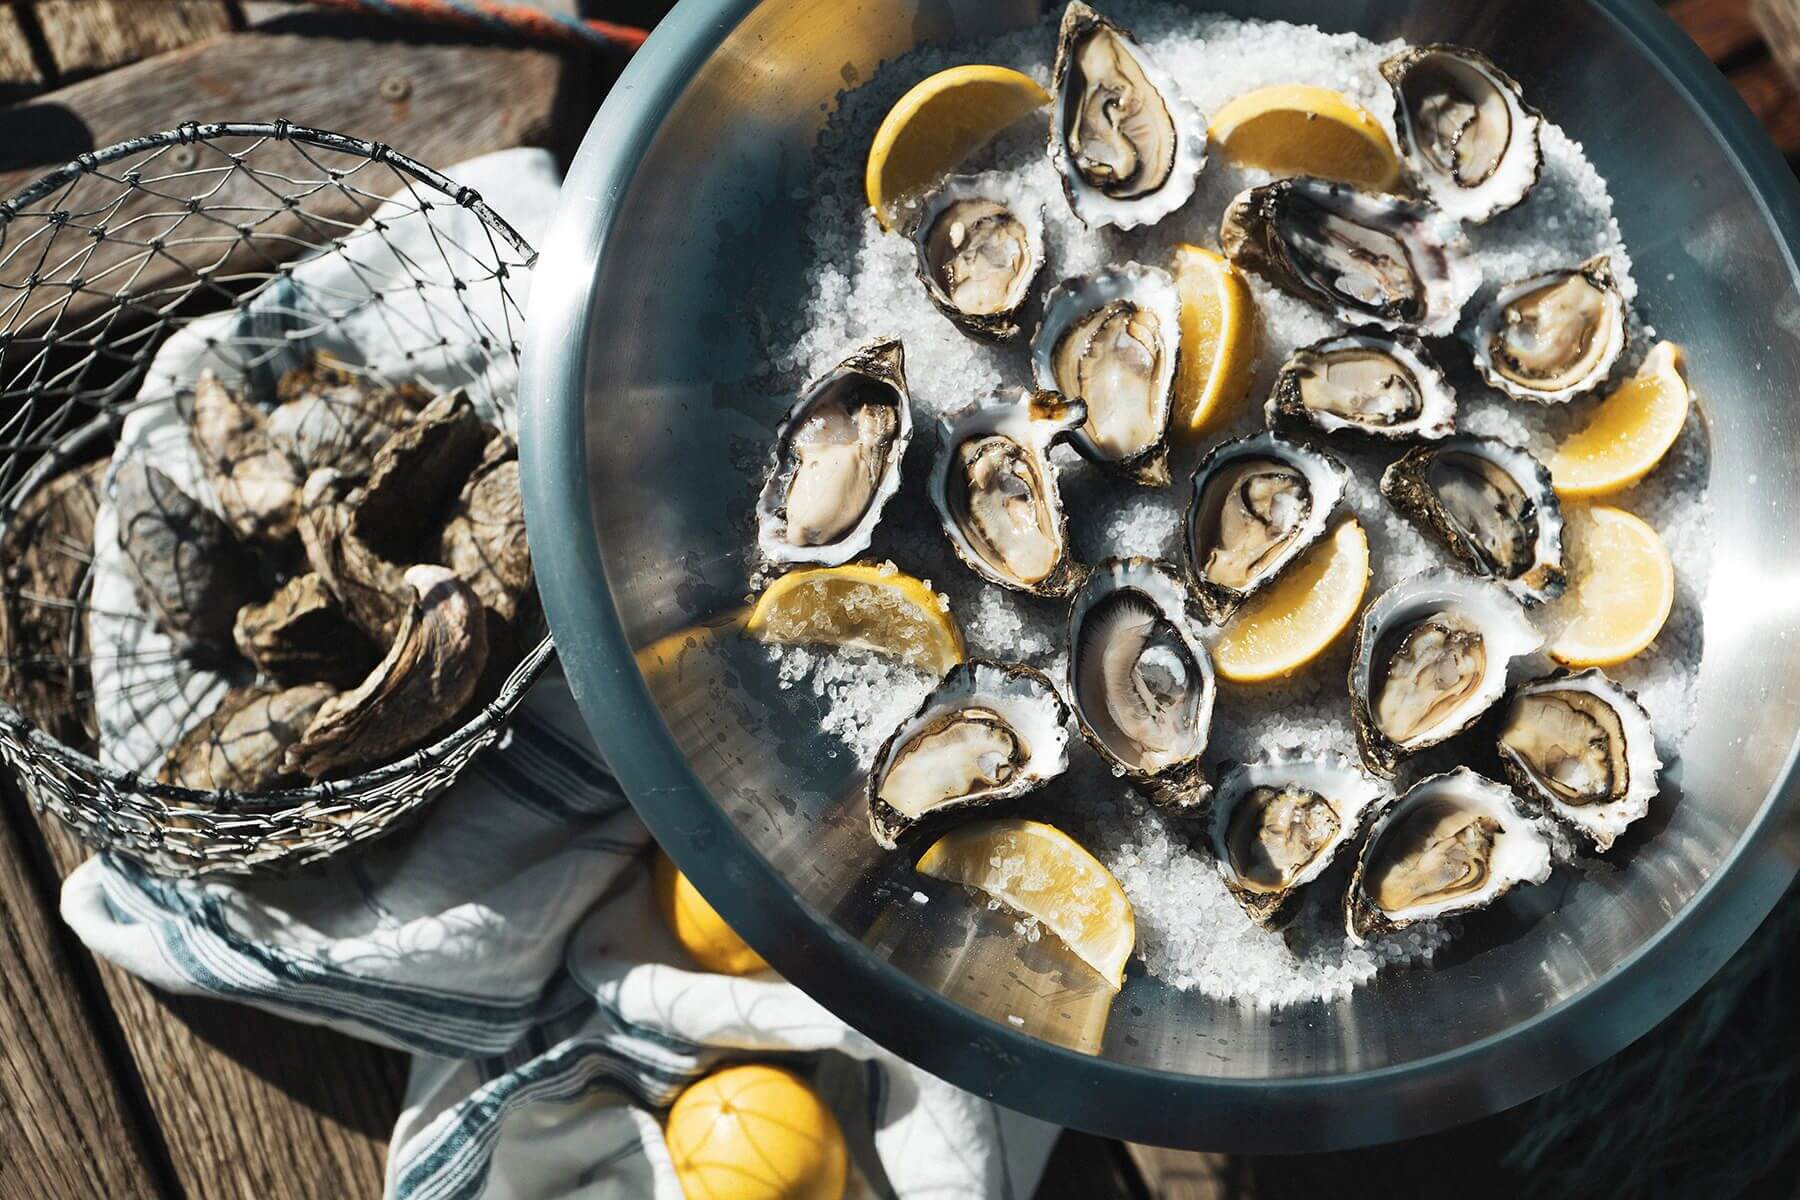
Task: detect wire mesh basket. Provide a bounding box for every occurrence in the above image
[0,121,554,877]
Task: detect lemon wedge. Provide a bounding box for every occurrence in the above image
[1213,518,1370,682]
[665,1065,848,1200]
[1550,341,1691,497]
[635,608,749,680]
[1170,243,1258,440]
[865,65,1050,231]
[746,562,965,675]
[653,849,768,976]
[1548,504,1674,667]
[916,818,1135,991]
[1209,84,1401,190]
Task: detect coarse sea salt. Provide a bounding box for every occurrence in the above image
[757,7,1709,1006]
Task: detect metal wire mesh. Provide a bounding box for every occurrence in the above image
[0,121,553,877]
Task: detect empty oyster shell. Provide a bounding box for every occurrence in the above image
[113,460,263,661]
[867,658,1071,849]
[1048,1,1207,231]
[268,354,429,478]
[157,683,335,793]
[1349,569,1542,777]
[282,564,488,780]
[1219,177,1478,336]
[1381,435,1565,605]
[1183,432,1349,624]
[909,173,1046,342]
[756,338,913,568]
[1266,328,1456,441]
[1345,766,1553,944]
[1496,668,1660,851]
[1032,264,1182,486]
[296,468,411,643]
[188,370,303,545]
[439,435,532,624]
[1381,45,1543,224]
[1068,557,1216,810]
[1206,751,1387,928]
[233,572,380,689]
[931,389,1088,598]
[1470,254,1627,403]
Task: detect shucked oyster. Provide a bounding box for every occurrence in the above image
[1496,668,1661,851]
[756,338,912,568]
[1206,751,1386,928]
[909,173,1045,342]
[868,658,1070,849]
[1049,1,1206,231]
[1032,264,1182,486]
[1381,45,1543,224]
[1381,435,1566,605]
[1183,432,1348,624]
[1220,177,1478,336]
[1349,569,1542,778]
[1266,328,1456,441]
[1471,254,1627,403]
[1345,767,1553,944]
[931,390,1088,598]
[1068,557,1216,810]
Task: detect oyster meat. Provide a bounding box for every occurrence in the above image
[1381,435,1565,605]
[910,173,1045,341]
[1496,668,1660,851]
[1346,766,1553,943]
[1220,177,1478,336]
[1032,264,1182,486]
[756,338,913,567]
[1471,254,1627,403]
[1349,569,1542,777]
[1206,751,1386,928]
[1184,432,1348,623]
[1381,45,1543,223]
[1266,328,1456,441]
[1068,557,1216,809]
[931,390,1088,597]
[867,658,1070,849]
[1049,1,1206,231]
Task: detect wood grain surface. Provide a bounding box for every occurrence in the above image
[32,0,232,77]
[0,3,42,86]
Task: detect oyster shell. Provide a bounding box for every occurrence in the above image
[1345,766,1553,944]
[867,658,1070,849]
[1470,254,1627,403]
[1183,432,1349,624]
[756,338,913,568]
[1206,751,1387,928]
[1219,177,1478,336]
[439,435,532,624]
[909,173,1046,342]
[931,389,1088,598]
[1381,435,1565,605]
[296,468,411,643]
[1349,569,1542,777]
[157,683,335,793]
[356,388,490,559]
[1266,328,1456,441]
[188,370,303,545]
[1048,1,1206,231]
[233,572,381,689]
[1031,264,1182,486]
[1068,557,1216,810]
[268,354,429,478]
[1381,45,1543,224]
[1496,668,1660,851]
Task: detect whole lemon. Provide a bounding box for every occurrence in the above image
[653,849,768,976]
[665,1065,848,1200]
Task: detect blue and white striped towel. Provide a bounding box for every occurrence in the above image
[59,147,1058,1199]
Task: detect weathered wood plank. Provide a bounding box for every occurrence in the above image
[1123,1145,1230,1200]
[0,3,43,86]
[1727,55,1800,159]
[0,793,167,1198]
[31,0,233,77]
[1668,0,1762,65]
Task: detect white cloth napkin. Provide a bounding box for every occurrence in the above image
[59,147,1058,1199]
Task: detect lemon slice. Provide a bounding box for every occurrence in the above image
[746,562,965,674]
[1209,84,1402,190]
[1213,518,1370,683]
[865,65,1050,230]
[1548,505,1674,667]
[1550,341,1691,498]
[635,608,749,679]
[1170,243,1258,440]
[665,1064,848,1200]
[916,818,1135,991]
[653,849,768,976]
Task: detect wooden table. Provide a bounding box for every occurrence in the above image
[0,2,1793,1197]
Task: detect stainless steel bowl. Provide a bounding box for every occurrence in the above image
[520,0,1800,1150]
